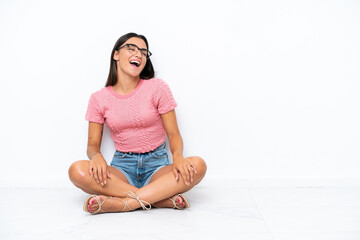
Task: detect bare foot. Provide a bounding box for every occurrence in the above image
[87,195,133,213]
[153,195,185,209]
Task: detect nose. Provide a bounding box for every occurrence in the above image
[133,48,142,58]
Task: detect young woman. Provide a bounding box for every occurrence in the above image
[68,32,207,214]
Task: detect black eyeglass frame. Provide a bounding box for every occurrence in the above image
[118,43,152,58]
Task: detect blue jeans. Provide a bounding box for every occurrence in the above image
[110,142,170,188]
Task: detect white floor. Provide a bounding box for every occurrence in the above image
[1,179,360,240]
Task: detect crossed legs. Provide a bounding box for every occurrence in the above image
[68,156,207,213]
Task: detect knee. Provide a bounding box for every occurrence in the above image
[68,160,89,185]
[190,156,207,177]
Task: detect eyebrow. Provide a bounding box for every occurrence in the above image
[127,43,148,50]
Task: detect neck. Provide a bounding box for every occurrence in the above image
[113,72,140,95]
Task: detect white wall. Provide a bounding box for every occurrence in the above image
[0,0,359,187]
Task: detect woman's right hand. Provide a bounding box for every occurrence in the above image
[89,153,110,186]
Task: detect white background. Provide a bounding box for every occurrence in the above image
[0,0,359,187]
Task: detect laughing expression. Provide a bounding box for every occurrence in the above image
[114,37,148,78]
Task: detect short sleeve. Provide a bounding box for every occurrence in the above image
[155,79,177,114]
[85,93,105,124]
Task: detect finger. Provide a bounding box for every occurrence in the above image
[102,167,108,185]
[188,165,194,182]
[89,167,93,177]
[93,168,100,184]
[180,167,190,186]
[192,163,198,174]
[98,167,104,186]
[185,166,191,184]
[107,169,111,179]
[89,163,95,177]
[173,167,179,181]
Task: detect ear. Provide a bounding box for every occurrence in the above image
[113,50,120,61]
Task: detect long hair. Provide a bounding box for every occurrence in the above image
[105,33,155,87]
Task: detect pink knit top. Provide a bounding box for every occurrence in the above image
[85,78,177,153]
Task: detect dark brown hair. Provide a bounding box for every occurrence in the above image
[105,33,155,87]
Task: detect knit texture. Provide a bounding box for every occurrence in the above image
[85,78,177,153]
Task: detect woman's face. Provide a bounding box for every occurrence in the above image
[113,37,148,78]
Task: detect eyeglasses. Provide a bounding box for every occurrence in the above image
[118,43,152,58]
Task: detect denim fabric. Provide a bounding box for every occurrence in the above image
[110,142,170,188]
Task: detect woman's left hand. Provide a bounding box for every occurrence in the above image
[172,156,197,186]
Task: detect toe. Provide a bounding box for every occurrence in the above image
[176,196,185,209]
[88,196,100,213]
[90,203,99,212]
[177,196,183,204]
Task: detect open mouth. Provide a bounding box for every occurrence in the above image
[130,60,141,67]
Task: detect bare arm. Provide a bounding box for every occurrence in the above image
[160,110,184,159]
[161,110,197,185]
[87,122,104,160]
[87,122,110,186]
